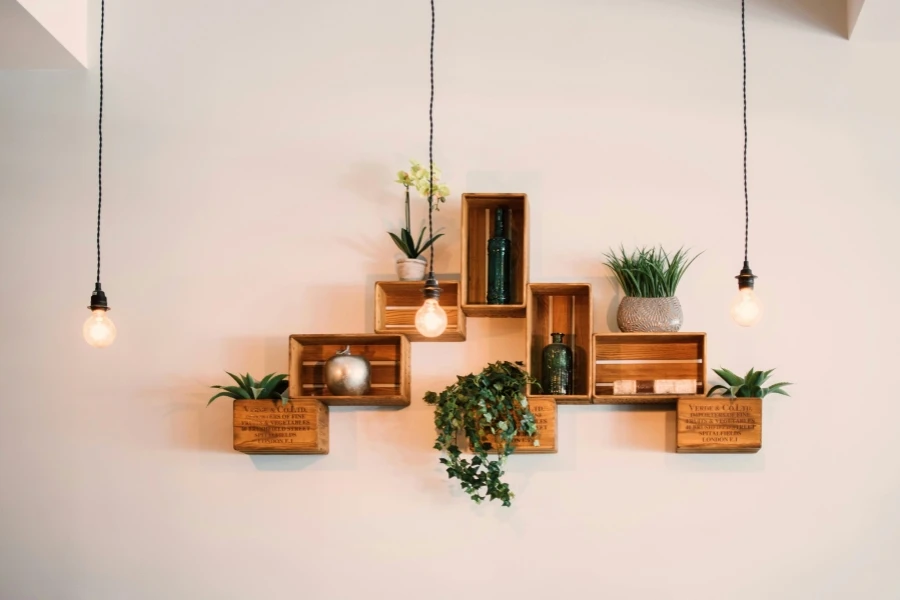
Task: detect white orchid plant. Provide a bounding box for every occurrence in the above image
[388,159,449,260]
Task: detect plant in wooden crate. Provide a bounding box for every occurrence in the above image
[603,245,701,333]
[707,367,792,398]
[207,372,289,406]
[389,160,449,281]
[424,361,539,507]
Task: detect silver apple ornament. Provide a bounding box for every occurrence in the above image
[324,346,371,396]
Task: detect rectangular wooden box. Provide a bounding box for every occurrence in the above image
[233,399,329,454]
[374,280,466,342]
[526,283,593,404]
[478,398,557,454]
[289,334,411,406]
[460,193,528,318]
[592,332,707,404]
[676,397,762,453]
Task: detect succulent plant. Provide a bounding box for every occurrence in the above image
[707,367,792,399]
[208,372,289,406]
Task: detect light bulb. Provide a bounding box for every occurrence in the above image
[83,309,117,347]
[730,287,762,327]
[415,298,448,338]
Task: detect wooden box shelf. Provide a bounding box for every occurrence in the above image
[289,334,411,406]
[460,193,529,318]
[233,399,329,455]
[477,398,558,454]
[592,332,707,404]
[676,396,762,453]
[526,284,593,404]
[374,280,466,342]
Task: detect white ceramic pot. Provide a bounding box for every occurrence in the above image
[396,258,427,281]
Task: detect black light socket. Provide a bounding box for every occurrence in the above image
[88,282,110,311]
[422,275,442,300]
[735,260,757,290]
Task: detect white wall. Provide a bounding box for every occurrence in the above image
[1,1,899,598]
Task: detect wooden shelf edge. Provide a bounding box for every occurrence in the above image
[373,327,466,343]
[592,395,683,405]
[531,394,591,405]
[462,303,527,318]
[235,448,329,455]
[310,396,411,407]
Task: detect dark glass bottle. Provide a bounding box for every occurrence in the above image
[487,208,511,304]
[542,332,572,395]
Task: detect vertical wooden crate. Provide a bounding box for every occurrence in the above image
[592,333,707,404]
[676,396,762,453]
[476,398,558,454]
[460,193,528,318]
[288,334,411,406]
[233,399,329,455]
[526,284,593,404]
[374,280,466,342]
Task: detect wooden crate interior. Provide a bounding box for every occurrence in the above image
[374,281,465,342]
[593,333,706,404]
[461,194,527,316]
[527,284,592,402]
[289,334,410,406]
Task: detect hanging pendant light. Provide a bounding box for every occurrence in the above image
[83,0,116,348]
[730,0,762,328]
[415,0,448,339]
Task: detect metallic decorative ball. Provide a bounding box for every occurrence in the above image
[324,346,371,396]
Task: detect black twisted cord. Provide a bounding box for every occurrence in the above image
[96,0,105,285]
[427,0,435,277]
[742,0,749,264]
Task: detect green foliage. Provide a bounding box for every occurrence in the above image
[208,372,289,406]
[707,367,792,399]
[603,245,701,298]
[388,226,444,260]
[424,361,539,507]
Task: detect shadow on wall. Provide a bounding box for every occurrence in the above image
[645,0,848,38]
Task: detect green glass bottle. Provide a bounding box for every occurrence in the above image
[487,207,511,304]
[542,332,572,395]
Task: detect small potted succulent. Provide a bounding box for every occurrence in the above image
[390,160,449,281]
[424,361,539,507]
[604,245,701,332]
[707,367,792,398]
[207,372,289,405]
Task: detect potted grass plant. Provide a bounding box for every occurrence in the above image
[604,245,701,332]
[390,160,449,281]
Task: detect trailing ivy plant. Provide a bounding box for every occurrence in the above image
[424,361,539,507]
[208,372,289,406]
[707,367,792,399]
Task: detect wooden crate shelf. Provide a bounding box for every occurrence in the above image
[526,283,593,404]
[676,396,762,453]
[233,399,329,455]
[592,332,707,404]
[374,280,466,342]
[460,193,528,318]
[475,398,558,454]
[289,334,411,406]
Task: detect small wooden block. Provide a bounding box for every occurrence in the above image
[289,334,411,406]
[233,399,329,455]
[526,283,593,404]
[374,280,466,342]
[479,398,558,454]
[676,397,762,453]
[460,193,529,318]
